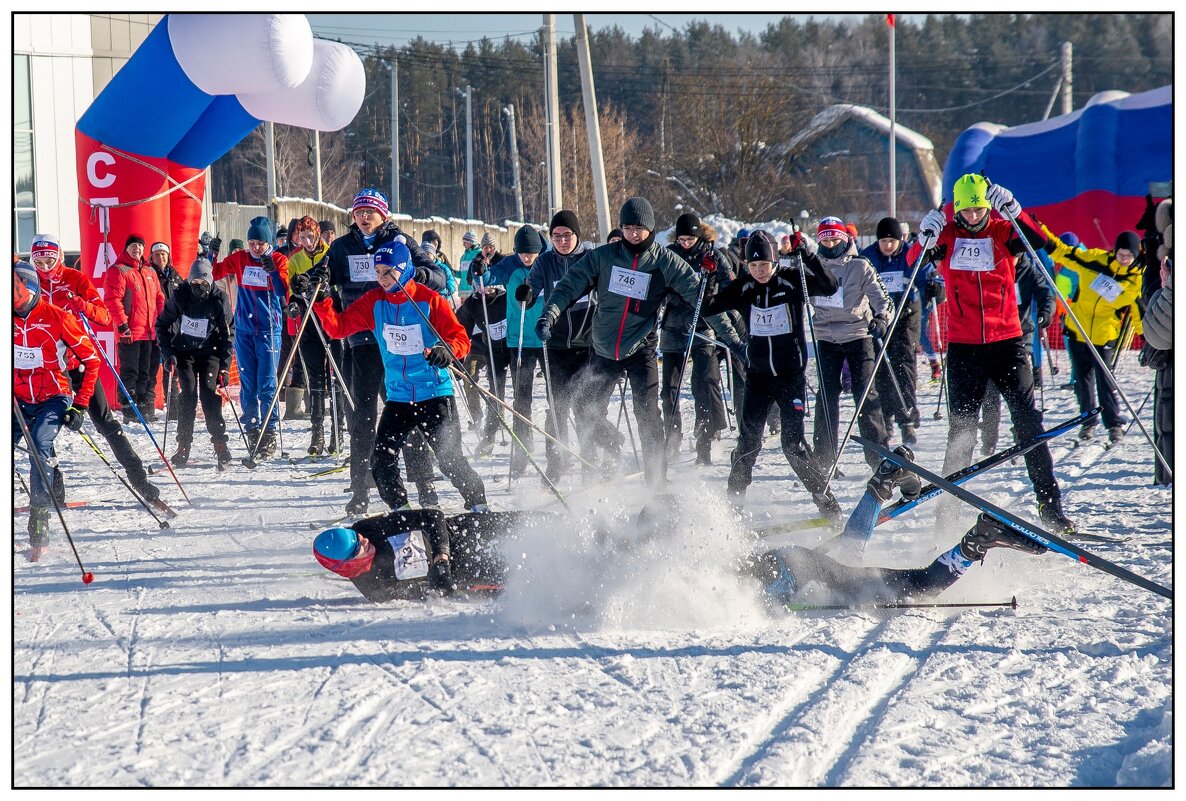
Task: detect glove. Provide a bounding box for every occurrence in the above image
[289,272,311,297]
[63,294,88,316]
[285,298,307,319]
[471,261,488,279]
[790,232,807,252]
[62,406,85,432]
[920,209,947,239]
[259,251,276,272]
[161,355,176,374]
[1037,311,1052,329]
[535,316,553,343]
[985,183,1021,217]
[209,237,222,257]
[117,323,133,345]
[428,558,456,596]
[868,316,889,340]
[424,342,453,368]
[217,369,230,388]
[701,252,718,273]
[514,283,534,304]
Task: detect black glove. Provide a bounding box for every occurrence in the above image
[289,272,311,297]
[117,323,133,345]
[424,342,453,367]
[259,251,276,272]
[1037,311,1052,329]
[286,297,307,319]
[471,261,488,279]
[428,558,456,596]
[868,317,889,340]
[62,406,85,432]
[514,283,534,304]
[217,369,230,388]
[209,236,222,257]
[535,316,553,343]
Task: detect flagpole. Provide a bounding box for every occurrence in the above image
[888,13,896,219]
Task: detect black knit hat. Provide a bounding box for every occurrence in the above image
[875,217,904,241]
[549,209,581,239]
[422,229,441,246]
[1114,230,1141,254]
[318,220,336,235]
[618,197,656,231]
[744,230,777,263]
[514,226,544,254]
[125,233,146,250]
[674,213,701,238]
[607,228,624,242]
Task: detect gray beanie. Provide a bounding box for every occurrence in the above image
[481,232,496,249]
[188,258,214,284]
[618,197,656,231]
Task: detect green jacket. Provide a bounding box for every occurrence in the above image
[542,239,702,360]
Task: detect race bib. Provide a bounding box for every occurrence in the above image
[382,323,425,356]
[881,271,906,293]
[180,315,209,338]
[1090,273,1123,303]
[14,345,43,370]
[950,238,994,272]
[241,266,269,288]
[488,319,507,341]
[348,254,377,283]
[386,531,429,580]
[608,265,651,300]
[778,257,793,270]
[812,287,845,310]
[749,304,791,336]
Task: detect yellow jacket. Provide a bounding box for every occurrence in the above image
[285,242,330,294]
[1042,224,1142,346]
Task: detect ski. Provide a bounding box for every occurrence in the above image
[300,460,350,479]
[150,498,180,520]
[1067,531,1131,544]
[15,500,89,515]
[854,436,1173,600]
[786,595,1019,612]
[877,408,1098,525]
[755,517,834,537]
[307,514,356,530]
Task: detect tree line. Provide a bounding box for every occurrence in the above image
[208,13,1171,240]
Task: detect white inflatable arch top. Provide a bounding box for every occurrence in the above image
[168,13,315,95]
[238,40,367,132]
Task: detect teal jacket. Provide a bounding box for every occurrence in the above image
[542,239,702,360]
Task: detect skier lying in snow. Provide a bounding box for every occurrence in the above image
[312,448,1047,606]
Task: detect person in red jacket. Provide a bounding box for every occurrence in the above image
[14,262,100,557]
[918,173,1075,534]
[103,233,165,423]
[29,234,163,506]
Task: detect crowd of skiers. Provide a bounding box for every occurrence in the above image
[15,179,1173,575]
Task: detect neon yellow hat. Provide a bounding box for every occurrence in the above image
[952,174,990,212]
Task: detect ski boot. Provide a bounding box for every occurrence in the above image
[416,481,440,509]
[929,361,942,382]
[900,423,917,446]
[811,491,844,526]
[51,467,65,507]
[1078,422,1097,442]
[693,421,713,465]
[170,443,191,467]
[284,387,308,420]
[959,513,1048,562]
[750,550,799,608]
[866,445,923,503]
[1037,498,1077,535]
[257,428,279,458]
[28,506,50,561]
[308,424,326,457]
[213,438,233,469]
[1107,425,1125,446]
[345,491,369,517]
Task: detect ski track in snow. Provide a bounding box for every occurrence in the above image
[11,360,1172,787]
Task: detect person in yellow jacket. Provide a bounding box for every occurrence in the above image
[1043,227,1145,442]
[286,216,335,454]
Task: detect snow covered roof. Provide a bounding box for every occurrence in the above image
[785,103,935,154]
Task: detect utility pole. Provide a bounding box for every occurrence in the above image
[1061,41,1073,116]
[312,130,323,202]
[264,121,277,222]
[574,13,610,240]
[888,13,896,218]
[391,58,400,213]
[504,104,525,221]
[543,14,562,216]
[458,84,474,219]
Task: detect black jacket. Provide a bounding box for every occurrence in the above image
[704,258,838,377]
[456,286,510,352]
[155,283,235,370]
[320,220,446,347]
[524,243,595,349]
[660,240,743,353]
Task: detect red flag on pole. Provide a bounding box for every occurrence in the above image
[886,14,896,27]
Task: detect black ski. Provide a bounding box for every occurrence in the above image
[854,436,1172,600]
[877,408,1099,525]
[786,596,1019,612]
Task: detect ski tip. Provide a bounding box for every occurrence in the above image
[1010,595,1019,609]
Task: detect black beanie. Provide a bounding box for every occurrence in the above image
[875,217,904,241]
[618,197,656,231]
[1114,230,1141,254]
[744,230,776,263]
[125,233,146,250]
[607,228,624,242]
[674,213,701,238]
[549,210,581,239]
[514,226,544,254]
[422,229,441,246]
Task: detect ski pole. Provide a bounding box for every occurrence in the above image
[1123,386,1155,438]
[722,349,736,432]
[161,367,175,453]
[670,275,711,439]
[991,181,1171,480]
[823,228,936,494]
[930,302,948,420]
[242,279,326,468]
[309,313,356,412]
[541,341,562,455]
[75,314,192,506]
[474,276,505,430]
[78,430,170,529]
[219,385,251,451]
[618,379,642,470]
[13,403,93,583]
[509,298,527,487]
[857,436,1173,600]
[786,596,1018,612]
[15,466,31,495]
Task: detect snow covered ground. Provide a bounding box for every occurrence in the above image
[11,357,1172,787]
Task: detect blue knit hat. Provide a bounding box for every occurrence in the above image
[247,216,273,244]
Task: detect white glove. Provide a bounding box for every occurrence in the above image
[920,209,947,239]
[986,183,1021,217]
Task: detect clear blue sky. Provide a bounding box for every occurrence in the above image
[307,13,881,49]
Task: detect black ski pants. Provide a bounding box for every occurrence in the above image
[69,367,157,500]
[172,351,229,448]
[298,322,329,435]
[372,396,486,511]
[875,299,921,428]
[728,370,828,498]
[117,340,157,417]
[661,343,727,446]
[576,345,665,484]
[943,338,1060,505]
[540,346,585,477]
[1067,337,1122,430]
[813,337,888,468]
[480,346,512,442]
[1154,364,1173,486]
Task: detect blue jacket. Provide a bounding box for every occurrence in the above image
[859,241,939,307]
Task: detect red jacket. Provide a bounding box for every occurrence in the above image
[104,254,165,340]
[39,265,110,371]
[14,298,100,407]
[932,211,1045,345]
